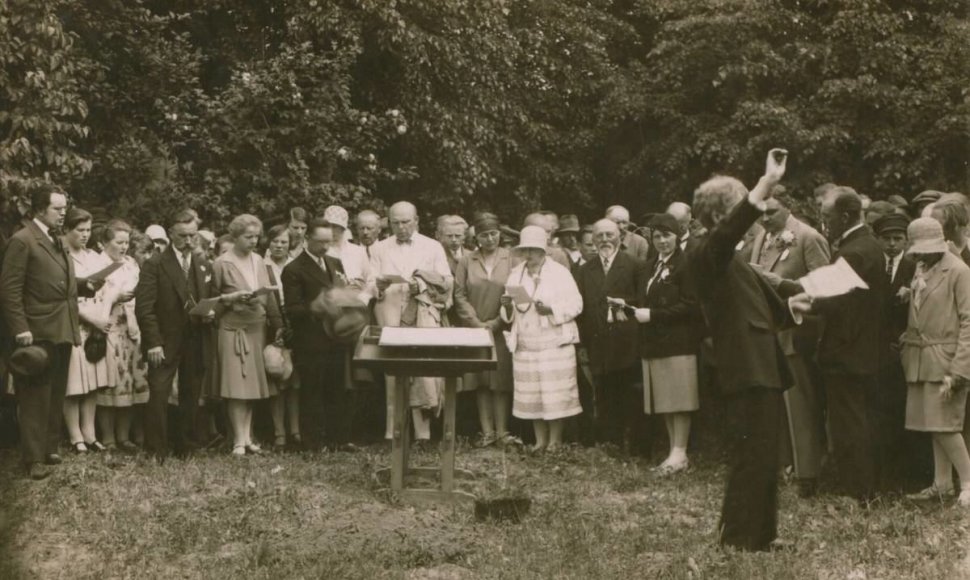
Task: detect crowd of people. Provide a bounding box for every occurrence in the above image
[1,148,969,552]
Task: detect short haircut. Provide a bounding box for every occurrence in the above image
[356,209,380,223]
[813,183,837,199]
[266,224,289,242]
[693,175,747,229]
[128,231,154,256]
[289,207,308,224]
[931,196,970,242]
[171,209,198,229]
[101,219,133,244]
[28,182,64,215]
[227,214,262,238]
[64,207,93,231]
[307,217,332,238]
[829,186,863,220]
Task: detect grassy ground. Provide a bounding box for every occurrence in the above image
[1,442,969,579]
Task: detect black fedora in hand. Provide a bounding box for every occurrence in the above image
[9,344,52,378]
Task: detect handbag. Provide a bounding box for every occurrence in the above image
[84,330,108,363]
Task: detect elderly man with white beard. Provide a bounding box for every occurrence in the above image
[574,218,647,450]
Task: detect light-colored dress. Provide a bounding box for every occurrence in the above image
[502,258,583,420]
[66,250,111,396]
[453,248,514,392]
[211,251,282,400]
[901,253,970,432]
[96,257,149,407]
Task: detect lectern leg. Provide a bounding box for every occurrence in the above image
[391,376,410,491]
[441,377,458,492]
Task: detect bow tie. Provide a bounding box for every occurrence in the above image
[396,238,413,246]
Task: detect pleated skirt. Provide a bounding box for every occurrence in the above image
[511,329,581,420]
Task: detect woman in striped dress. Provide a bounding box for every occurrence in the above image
[501,226,583,452]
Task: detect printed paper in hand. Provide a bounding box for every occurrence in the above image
[505,285,533,305]
[798,257,869,299]
[84,261,124,282]
[188,297,221,316]
[251,286,280,298]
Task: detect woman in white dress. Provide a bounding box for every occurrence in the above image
[63,208,109,453]
[500,226,583,452]
[95,220,148,451]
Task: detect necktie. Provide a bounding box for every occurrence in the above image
[181,253,191,277]
[886,256,894,283]
[760,233,773,262]
[365,245,371,259]
[602,256,610,274]
[49,228,64,253]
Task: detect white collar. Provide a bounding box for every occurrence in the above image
[33,218,52,240]
[841,223,865,241]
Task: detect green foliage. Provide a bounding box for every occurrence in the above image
[1,0,967,228]
[0,0,91,193]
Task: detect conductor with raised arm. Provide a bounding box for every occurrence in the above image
[686,149,807,551]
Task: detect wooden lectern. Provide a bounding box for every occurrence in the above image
[353,326,497,505]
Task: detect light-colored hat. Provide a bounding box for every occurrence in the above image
[323,205,349,229]
[907,217,948,255]
[197,229,216,245]
[145,224,168,242]
[514,225,548,253]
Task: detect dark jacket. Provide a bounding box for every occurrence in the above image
[0,220,81,345]
[281,251,345,354]
[574,250,646,374]
[686,199,797,394]
[135,246,216,357]
[887,254,917,341]
[638,248,701,360]
[814,226,888,376]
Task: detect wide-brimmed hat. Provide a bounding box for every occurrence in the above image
[263,344,293,381]
[514,226,547,253]
[887,194,909,209]
[907,217,948,255]
[648,214,682,236]
[558,215,580,233]
[872,213,909,236]
[9,344,52,377]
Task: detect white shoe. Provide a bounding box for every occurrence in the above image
[958,488,970,506]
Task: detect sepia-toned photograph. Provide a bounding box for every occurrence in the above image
[0,1,968,578]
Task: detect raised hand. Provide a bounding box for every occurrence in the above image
[765,148,788,185]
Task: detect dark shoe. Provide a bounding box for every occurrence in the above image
[86,441,107,453]
[117,441,139,453]
[27,463,53,480]
[45,453,63,465]
[796,478,819,499]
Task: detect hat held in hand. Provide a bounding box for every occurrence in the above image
[9,344,52,377]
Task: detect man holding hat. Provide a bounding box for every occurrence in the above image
[1,183,81,479]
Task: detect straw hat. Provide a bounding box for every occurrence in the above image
[558,215,581,233]
[514,226,547,253]
[906,217,948,255]
[145,224,168,243]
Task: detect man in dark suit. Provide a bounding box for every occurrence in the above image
[282,219,350,450]
[873,212,927,488]
[811,187,889,500]
[136,210,215,458]
[0,183,81,479]
[574,219,647,449]
[687,150,803,551]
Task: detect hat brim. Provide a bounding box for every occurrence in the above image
[557,227,580,234]
[875,227,908,236]
[907,240,949,255]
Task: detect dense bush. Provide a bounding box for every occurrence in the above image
[1,0,967,229]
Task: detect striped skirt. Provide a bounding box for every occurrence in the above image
[511,328,582,420]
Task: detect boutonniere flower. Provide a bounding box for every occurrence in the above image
[335,271,349,285]
[659,267,670,281]
[777,230,796,248]
[735,240,745,251]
